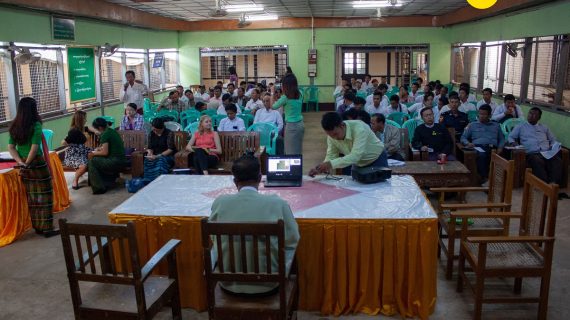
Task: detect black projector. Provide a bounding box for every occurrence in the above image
[351,166,392,184]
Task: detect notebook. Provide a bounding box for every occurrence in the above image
[264,155,303,187]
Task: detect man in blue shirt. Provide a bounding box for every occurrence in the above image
[461,104,505,181]
[508,107,562,185]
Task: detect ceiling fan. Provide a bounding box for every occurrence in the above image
[237,13,251,28]
[208,0,228,17]
[101,43,119,57]
[8,44,41,65]
[504,43,525,58]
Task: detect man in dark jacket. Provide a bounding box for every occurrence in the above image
[412,107,455,161]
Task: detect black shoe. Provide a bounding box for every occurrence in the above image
[43,229,60,238]
[35,229,44,235]
[72,184,81,190]
[558,193,569,200]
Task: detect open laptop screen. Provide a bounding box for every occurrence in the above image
[267,156,302,180]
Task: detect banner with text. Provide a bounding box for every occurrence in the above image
[67,47,96,103]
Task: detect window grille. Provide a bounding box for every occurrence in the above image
[528,36,559,105]
[164,52,178,87]
[16,48,60,115]
[0,58,10,122]
[274,53,287,80]
[100,56,122,102]
[502,39,525,97]
[149,52,162,91]
[483,44,501,92]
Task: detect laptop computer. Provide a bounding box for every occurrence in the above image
[264,155,303,187]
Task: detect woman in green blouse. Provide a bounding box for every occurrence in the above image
[88,117,126,194]
[8,97,58,237]
[272,73,304,155]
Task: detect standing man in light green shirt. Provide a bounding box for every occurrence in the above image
[309,112,388,176]
[209,155,300,295]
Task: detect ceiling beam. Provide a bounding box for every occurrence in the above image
[434,0,555,26]
[0,0,191,31]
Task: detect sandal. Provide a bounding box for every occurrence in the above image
[72,184,81,190]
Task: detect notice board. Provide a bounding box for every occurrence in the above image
[67,47,96,103]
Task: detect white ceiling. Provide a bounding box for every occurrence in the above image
[105,0,469,21]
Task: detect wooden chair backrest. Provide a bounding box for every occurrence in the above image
[487,152,515,207]
[59,219,147,310]
[520,169,559,255]
[85,131,100,149]
[201,218,287,311]
[118,130,146,151]
[218,131,260,164]
[173,131,189,152]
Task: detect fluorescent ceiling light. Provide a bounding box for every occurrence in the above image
[246,15,278,21]
[223,4,264,12]
[352,1,403,8]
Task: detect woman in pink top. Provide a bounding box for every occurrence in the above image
[185,115,222,175]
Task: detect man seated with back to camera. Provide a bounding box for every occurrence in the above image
[309,112,387,177]
[342,108,371,126]
[209,154,300,296]
[460,104,504,183]
[412,107,455,161]
[371,113,405,161]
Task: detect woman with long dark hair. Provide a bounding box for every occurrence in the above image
[88,117,126,194]
[61,110,91,190]
[272,73,304,154]
[8,97,58,237]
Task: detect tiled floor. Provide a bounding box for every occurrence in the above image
[1,111,569,319]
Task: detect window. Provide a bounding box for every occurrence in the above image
[164,52,178,88]
[483,43,501,92]
[343,52,367,75]
[0,56,10,122]
[452,45,480,89]
[527,36,564,105]
[149,49,179,91]
[275,53,287,79]
[502,39,525,97]
[100,56,122,103]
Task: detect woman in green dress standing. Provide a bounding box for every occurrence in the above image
[272,73,304,155]
[8,97,59,237]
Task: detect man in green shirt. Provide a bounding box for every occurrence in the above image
[309,112,387,176]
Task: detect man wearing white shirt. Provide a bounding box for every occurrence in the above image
[380,77,392,93]
[412,92,440,123]
[365,84,389,107]
[119,70,148,114]
[459,83,477,102]
[195,85,210,103]
[227,83,238,97]
[476,88,499,113]
[217,94,242,115]
[365,91,384,115]
[458,87,476,113]
[255,95,284,132]
[492,94,524,123]
[245,89,263,114]
[333,79,349,100]
[210,86,223,104]
[218,104,246,132]
[384,95,408,115]
[439,92,459,115]
[361,74,372,94]
[409,82,421,103]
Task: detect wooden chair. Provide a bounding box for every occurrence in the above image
[200,218,298,320]
[431,153,515,279]
[174,131,263,174]
[118,130,147,177]
[455,143,482,186]
[59,219,182,320]
[508,147,569,188]
[456,169,559,320]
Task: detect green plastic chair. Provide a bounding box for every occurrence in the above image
[305,86,318,112]
[467,110,479,123]
[242,109,252,115]
[211,114,227,130]
[402,118,424,143]
[405,102,415,108]
[387,112,409,126]
[42,129,54,151]
[100,116,115,128]
[201,109,217,117]
[248,122,279,155]
[237,114,254,128]
[501,118,525,140]
[157,109,179,122]
[409,111,418,119]
[385,119,401,129]
[180,109,201,128]
[184,122,199,135]
[356,91,368,100]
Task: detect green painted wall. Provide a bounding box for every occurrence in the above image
[179,27,451,103]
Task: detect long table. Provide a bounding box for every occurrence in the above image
[0,152,71,247]
[109,175,438,319]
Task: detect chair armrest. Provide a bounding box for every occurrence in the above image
[174,150,191,169]
[450,211,522,219]
[131,151,144,178]
[466,235,555,244]
[431,186,489,193]
[141,239,181,282]
[441,202,511,210]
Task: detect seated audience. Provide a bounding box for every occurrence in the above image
[460,82,477,102]
[309,112,387,177]
[365,91,384,115]
[366,83,390,107]
[209,154,300,295]
[458,87,476,113]
[380,77,392,92]
[461,104,504,181]
[62,111,92,190]
[343,108,371,126]
[412,108,455,161]
[181,89,196,109]
[409,82,422,103]
[411,92,438,122]
[361,74,372,94]
[353,96,366,112]
[370,113,405,161]
[399,85,412,103]
[143,118,176,182]
[195,85,210,103]
[368,78,379,95]
[439,91,458,114]
[158,90,185,113]
[508,107,562,185]
[120,103,144,131]
[384,95,409,115]
[337,92,355,114]
[226,83,237,97]
[235,87,249,109]
[254,95,284,132]
[434,84,448,106]
[437,96,449,114]
[440,95,469,140]
[244,89,263,113]
[218,93,242,115]
[195,101,207,113]
[185,115,222,175]
[492,94,524,123]
[210,86,223,103]
[476,88,498,113]
[88,117,126,194]
[218,104,246,132]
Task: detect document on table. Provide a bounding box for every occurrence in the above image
[474,147,485,153]
[540,142,561,160]
[388,159,406,167]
